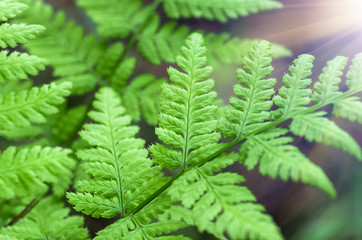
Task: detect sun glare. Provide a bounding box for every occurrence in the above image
[342,0,362,25]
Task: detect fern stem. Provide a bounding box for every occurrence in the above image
[108,0,163,78]
[6,198,40,227]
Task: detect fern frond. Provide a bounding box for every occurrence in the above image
[0,23,44,48]
[219,40,276,139]
[346,53,362,92]
[290,111,362,160]
[16,0,105,94]
[273,54,314,118]
[67,87,167,218]
[240,128,336,197]
[0,146,74,199]
[312,56,348,104]
[332,53,362,124]
[205,33,292,66]
[0,197,88,240]
[95,193,188,239]
[0,0,27,21]
[122,74,165,125]
[162,0,283,22]
[0,124,44,140]
[0,78,32,95]
[149,33,220,170]
[0,50,46,84]
[0,234,17,240]
[77,0,155,38]
[137,16,189,65]
[168,153,283,240]
[95,216,188,240]
[51,105,87,144]
[96,42,136,91]
[0,82,71,130]
[333,96,362,124]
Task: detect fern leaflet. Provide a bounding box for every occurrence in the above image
[240,128,336,197]
[0,146,74,199]
[67,87,167,218]
[162,0,283,22]
[149,33,220,170]
[77,0,157,38]
[312,56,348,105]
[0,82,71,131]
[167,154,283,240]
[0,197,88,239]
[220,40,276,139]
[273,54,314,118]
[204,33,292,66]
[0,50,46,84]
[0,0,27,21]
[333,53,362,123]
[290,111,362,160]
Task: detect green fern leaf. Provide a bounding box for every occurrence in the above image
[0,50,46,84]
[240,128,336,197]
[77,0,155,38]
[205,33,292,66]
[0,146,75,199]
[168,153,283,240]
[312,56,348,104]
[16,0,105,94]
[0,124,44,140]
[219,40,276,139]
[51,105,87,144]
[0,77,32,95]
[346,53,362,92]
[0,23,44,48]
[137,16,189,65]
[122,74,165,125]
[162,0,283,22]
[95,216,188,240]
[67,87,167,218]
[0,82,71,130]
[0,0,27,21]
[273,54,314,118]
[290,111,362,160]
[0,197,88,240]
[96,42,136,90]
[149,33,220,170]
[95,194,188,239]
[333,96,362,124]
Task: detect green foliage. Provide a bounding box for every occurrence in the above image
[168,153,283,240]
[220,40,276,139]
[240,128,336,197]
[0,146,74,199]
[1,0,362,240]
[0,50,46,84]
[0,0,27,21]
[77,0,153,38]
[162,0,283,22]
[273,54,315,118]
[0,0,46,84]
[0,197,89,239]
[15,0,104,94]
[67,87,167,218]
[150,33,220,170]
[0,82,71,132]
[122,74,165,125]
